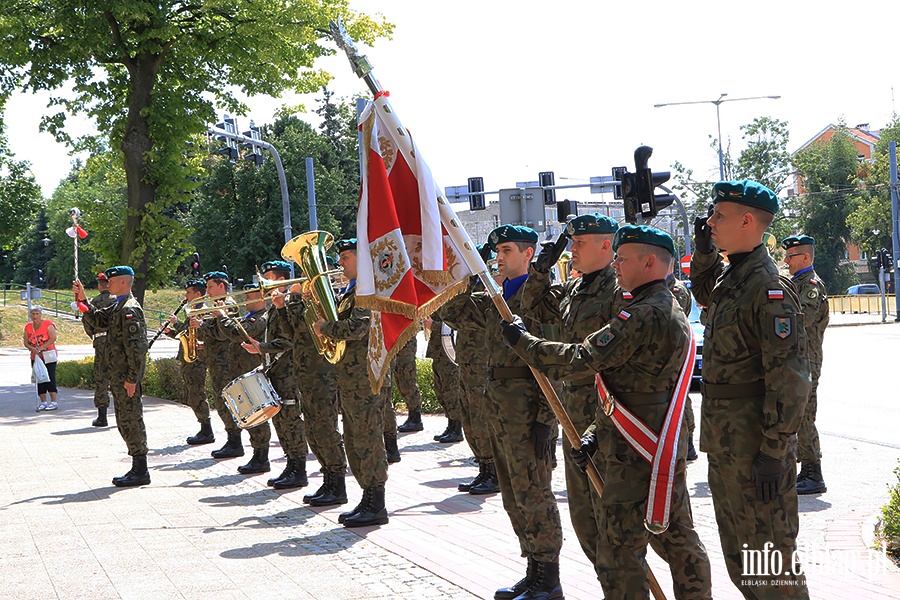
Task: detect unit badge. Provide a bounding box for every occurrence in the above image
[774,317,792,339]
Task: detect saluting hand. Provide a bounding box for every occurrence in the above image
[693,203,715,254]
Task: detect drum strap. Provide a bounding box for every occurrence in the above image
[595,329,695,534]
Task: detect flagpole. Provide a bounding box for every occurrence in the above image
[330,22,667,600]
[69,207,81,282]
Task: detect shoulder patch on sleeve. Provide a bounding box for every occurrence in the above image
[595,329,616,347]
[617,310,631,321]
[125,312,134,319]
[767,289,784,301]
[807,290,818,300]
[774,317,792,339]
[622,291,633,300]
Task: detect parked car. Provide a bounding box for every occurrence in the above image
[688,299,704,387]
[846,284,881,295]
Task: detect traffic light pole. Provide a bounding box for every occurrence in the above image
[890,142,899,321]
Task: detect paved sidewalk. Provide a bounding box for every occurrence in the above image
[2,354,899,598]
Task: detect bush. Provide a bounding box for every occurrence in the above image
[390,357,443,414]
[879,463,900,559]
[55,358,95,389]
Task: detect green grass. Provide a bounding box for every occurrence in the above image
[0,306,92,348]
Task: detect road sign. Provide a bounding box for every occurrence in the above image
[680,254,692,275]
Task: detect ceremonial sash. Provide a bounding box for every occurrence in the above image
[595,329,695,533]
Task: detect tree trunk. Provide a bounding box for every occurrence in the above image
[120,58,161,305]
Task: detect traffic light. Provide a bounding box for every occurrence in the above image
[539,171,556,206]
[242,121,264,167]
[215,115,239,161]
[32,268,44,287]
[467,177,486,211]
[619,146,678,223]
[881,248,892,271]
[556,199,578,223]
[190,252,201,277]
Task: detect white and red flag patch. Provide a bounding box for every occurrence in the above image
[767,289,784,301]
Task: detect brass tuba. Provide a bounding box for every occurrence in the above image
[281,231,346,364]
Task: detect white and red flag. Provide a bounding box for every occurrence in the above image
[356,94,468,393]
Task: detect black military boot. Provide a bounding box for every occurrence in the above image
[237,447,270,474]
[268,459,294,487]
[187,419,215,445]
[438,419,464,444]
[211,430,244,459]
[310,472,348,507]
[92,406,108,427]
[459,462,488,492]
[303,471,331,503]
[397,409,424,433]
[112,454,151,488]
[343,484,388,528]
[494,557,535,600]
[513,559,563,600]
[686,438,698,461]
[470,461,500,495]
[797,461,827,495]
[273,458,308,490]
[433,419,453,441]
[338,487,371,524]
[385,433,401,464]
[796,461,812,483]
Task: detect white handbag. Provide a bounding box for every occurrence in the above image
[33,356,50,384]
[41,349,58,364]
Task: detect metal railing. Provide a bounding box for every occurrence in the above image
[829,294,896,314]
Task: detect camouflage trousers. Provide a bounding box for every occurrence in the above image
[560,381,605,568]
[298,370,346,473]
[433,354,462,420]
[109,377,148,457]
[270,397,307,460]
[595,466,712,599]
[797,361,822,462]
[392,337,421,412]
[684,394,695,438]
[340,377,389,489]
[708,451,808,599]
[92,338,110,409]
[458,363,493,463]
[178,359,210,423]
[486,383,562,563]
[210,365,271,449]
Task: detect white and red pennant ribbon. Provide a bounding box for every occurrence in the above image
[595,329,696,533]
[355,92,468,393]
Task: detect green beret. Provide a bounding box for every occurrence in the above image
[565,214,619,237]
[104,265,134,279]
[781,235,816,250]
[488,225,538,251]
[202,271,230,283]
[335,238,357,253]
[712,180,779,214]
[185,278,206,290]
[242,282,261,291]
[613,225,675,256]
[260,260,292,274]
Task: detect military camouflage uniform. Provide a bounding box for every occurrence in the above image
[216,309,272,449]
[392,337,421,412]
[82,290,117,410]
[284,294,347,474]
[667,276,696,443]
[442,278,563,563]
[382,365,397,435]
[163,316,210,423]
[425,319,462,420]
[320,285,388,489]
[691,245,811,598]
[254,304,307,464]
[82,295,149,456]
[199,300,243,435]
[520,264,625,572]
[452,319,494,468]
[792,267,828,463]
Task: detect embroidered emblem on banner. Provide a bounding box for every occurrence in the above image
[768,289,784,300]
[774,317,791,339]
[371,236,407,294]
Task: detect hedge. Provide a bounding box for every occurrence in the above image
[57,356,445,414]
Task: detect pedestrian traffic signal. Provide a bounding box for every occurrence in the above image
[242,121,264,167]
[190,252,201,277]
[467,177,486,211]
[880,248,893,271]
[539,171,556,206]
[215,115,239,161]
[556,199,578,223]
[619,146,678,223]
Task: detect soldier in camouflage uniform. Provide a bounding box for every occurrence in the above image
[74,266,151,487]
[441,225,563,600]
[242,262,308,489]
[782,235,829,495]
[426,317,464,443]
[82,272,117,427]
[381,368,400,463]
[283,282,349,506]
[162,278,214,445]
[692,181,810,599]
[215,283,274,475]
[519,213,626,576]
[395,336,424,433]
[667,270,698,461]
[315,239,390,528]
[504,225,712,600]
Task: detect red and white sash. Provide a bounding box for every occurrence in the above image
[595,329,695,533]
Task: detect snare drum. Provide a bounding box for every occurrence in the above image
[222,369,281,428]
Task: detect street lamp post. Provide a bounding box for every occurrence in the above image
[654,93,781,180]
